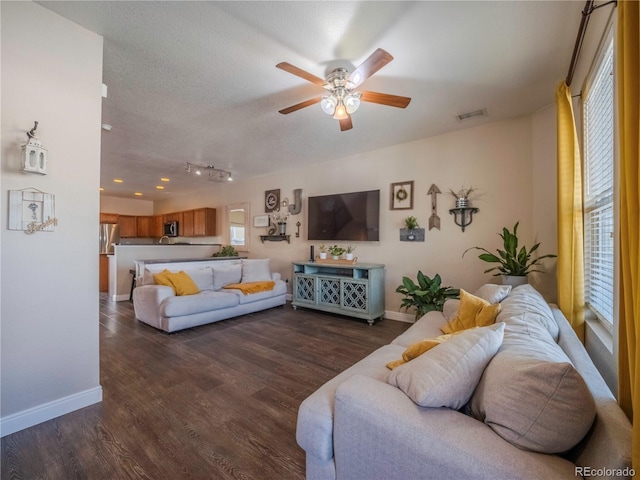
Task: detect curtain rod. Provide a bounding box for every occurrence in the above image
[565,0,617,87]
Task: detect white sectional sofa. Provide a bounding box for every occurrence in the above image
[133,258,286,332]
[296,284,632,480]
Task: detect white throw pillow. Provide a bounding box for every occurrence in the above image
[388,323,505,409]
[241,258,272,283]
[473,284,512,304]
[212,264,242,290]
[186,267,214,291]
[442,299,460,321]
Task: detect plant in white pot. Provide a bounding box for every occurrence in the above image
[328,245,345,260]
[318,244,327,259]
[345,245,356,261]
[463,221,556,286]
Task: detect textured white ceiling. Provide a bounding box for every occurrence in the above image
[39,1,584,200]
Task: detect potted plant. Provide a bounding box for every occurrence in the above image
[449,185,477,208]
[463,221,557,286]
[396,271,460,320]
[345,245,356,261]
[328,245,345,260]
[212,245,238,257]
[404,216,419,230]
[318,244,327,260]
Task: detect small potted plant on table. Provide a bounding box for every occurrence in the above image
[328,245,345,260]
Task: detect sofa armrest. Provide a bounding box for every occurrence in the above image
[271,272,281,281]
[333,375,577,480]
[132,285,175,327]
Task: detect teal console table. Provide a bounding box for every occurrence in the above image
[292,261,385,325]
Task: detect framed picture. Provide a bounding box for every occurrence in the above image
[390,181,414,210]
[265,189,280,212]
[253,214,270,227]
[8,189,56,232]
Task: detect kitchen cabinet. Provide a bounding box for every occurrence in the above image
[182,210,194,237]
[118,215,137,238]
[136,216,152,237]
[99,254,109,292]
[150,215,163,237]
[193,208,217,236]
[163,211,183,227]
[100,212,119,224]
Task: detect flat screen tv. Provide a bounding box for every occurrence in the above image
[307,190,380,241]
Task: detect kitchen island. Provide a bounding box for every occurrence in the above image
[109,244,221,301]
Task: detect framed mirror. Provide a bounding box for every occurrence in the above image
[226,202,249,252]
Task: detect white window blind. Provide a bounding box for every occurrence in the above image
[583,40,614,326]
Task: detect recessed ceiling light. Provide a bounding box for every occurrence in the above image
[101,124,112,131]
[160,177,170,182]
[113,178,123,183]
[134,192,143,196]
[156,185,165,190]
[99,187,104,191]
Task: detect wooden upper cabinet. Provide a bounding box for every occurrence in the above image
[182,210,195,237]
[118,215,137,238]
[100,212,119,224]
[136,216,152,238]
[150,215,163,238]
[193,208,217,236]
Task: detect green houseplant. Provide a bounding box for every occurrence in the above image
[463,222,556,284]
[396,271,460,320]
[328,245,345,259]
[404,216,419,230]
[212,245,239,257]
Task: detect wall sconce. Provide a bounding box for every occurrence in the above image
[21,121,48,175]
[185,162,233,182]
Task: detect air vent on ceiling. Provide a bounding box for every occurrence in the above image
[455,108,488,121]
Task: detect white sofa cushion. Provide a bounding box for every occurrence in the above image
[160,291,239,317]
[467,285,596,454]
[389,323,505,409]
[241,258,272,282]
[224,279,287,304]
[212,263,242,290]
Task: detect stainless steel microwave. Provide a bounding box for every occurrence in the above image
[163,221,179,237]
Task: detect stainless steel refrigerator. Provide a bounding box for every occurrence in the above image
[99,223,120,254]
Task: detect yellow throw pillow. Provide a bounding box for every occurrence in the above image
[152,270,200,296]
[153,269,176,292]
[441,289,501,334]
[166,271,200,296]
[386,334,453,370]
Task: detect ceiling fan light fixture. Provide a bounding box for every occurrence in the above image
[320,95,337,115]
[333,103,348,120]
[344,93,361,114]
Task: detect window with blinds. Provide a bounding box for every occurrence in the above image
[583,39,614,327]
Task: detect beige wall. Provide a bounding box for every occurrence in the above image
[1,2,103,435]
[156,114,559,318]
[101,195,154,216]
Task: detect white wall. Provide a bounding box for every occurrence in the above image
[156,115,559,318]
[1,2,104,435]
[100,195,154,216]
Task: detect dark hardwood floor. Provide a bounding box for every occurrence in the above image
[1,296,409,480]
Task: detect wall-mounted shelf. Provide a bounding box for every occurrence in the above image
[260,235,290,244]
[449,207,479,232]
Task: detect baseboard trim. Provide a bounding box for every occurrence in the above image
[0,386,103,437]
[384,310,415,323]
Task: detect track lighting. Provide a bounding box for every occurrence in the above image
[185,162,233,182]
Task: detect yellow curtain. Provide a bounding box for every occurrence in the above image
[617,0,640,469]
[555,82,585,341]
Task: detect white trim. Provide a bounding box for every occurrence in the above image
[113,294,130,302]
[384,310,415,323]
[0,386,102,437]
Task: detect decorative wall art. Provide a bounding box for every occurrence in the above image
[390,181,414,210]
[253,215,270,227]
[8,188,57,233]
[265,189,280,212]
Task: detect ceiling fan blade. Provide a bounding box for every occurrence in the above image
[278,97,322,115]
[339,115,353,131]
[360,91,411,108]
[276,62,327,87]
[348,48,394,87]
